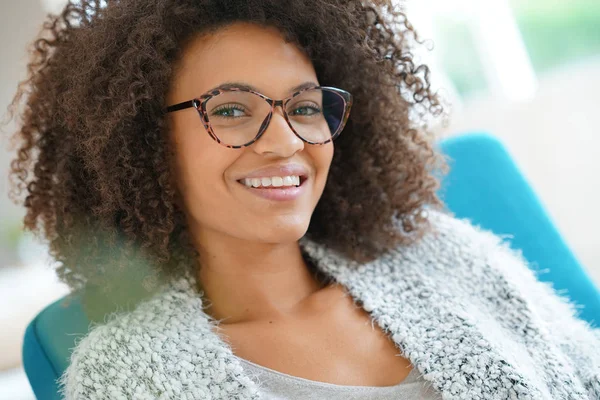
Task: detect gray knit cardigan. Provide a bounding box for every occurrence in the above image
[58,209,600,399]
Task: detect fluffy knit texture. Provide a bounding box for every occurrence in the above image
[58,209,600,399]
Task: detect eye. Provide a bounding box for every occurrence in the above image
[289,102,322,117]
[211,104,248,118]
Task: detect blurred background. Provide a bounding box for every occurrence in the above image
[1,0,599,398]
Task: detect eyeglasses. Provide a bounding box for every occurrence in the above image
[164,85,353,149]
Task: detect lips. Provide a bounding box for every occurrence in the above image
[237,176,307,188]
[237,176,307,201]
[234,163,311,201]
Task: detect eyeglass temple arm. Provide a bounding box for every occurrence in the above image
[164,99,197,113]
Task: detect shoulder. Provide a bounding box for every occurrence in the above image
[58,274,214,399]
[413,208,557,293]
[396,209,560,314]
[394,208,520,270]
[423,208,600,337]
[423,208,554,286]
[423,208,510,252]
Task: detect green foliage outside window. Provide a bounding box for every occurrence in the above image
[431,0,600,98]
[511,0,600,73]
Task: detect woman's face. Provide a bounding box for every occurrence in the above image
[166,22,334,246]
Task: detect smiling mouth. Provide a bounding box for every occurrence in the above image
[237,175,308,190]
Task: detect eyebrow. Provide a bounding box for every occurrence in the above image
[206,81,319,96]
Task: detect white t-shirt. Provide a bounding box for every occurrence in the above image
[234,355,443,400]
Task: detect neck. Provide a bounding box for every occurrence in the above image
[194,229,328,325]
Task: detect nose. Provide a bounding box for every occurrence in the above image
[251,106,305,157]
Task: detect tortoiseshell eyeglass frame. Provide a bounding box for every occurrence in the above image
[163,85,353,149]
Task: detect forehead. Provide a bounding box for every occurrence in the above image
[171,22,318,99]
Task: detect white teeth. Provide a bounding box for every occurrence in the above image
[241,175,302,188]
[271,177,283,187]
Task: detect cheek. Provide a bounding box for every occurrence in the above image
[171,125,238,216]
[312,142,334,182]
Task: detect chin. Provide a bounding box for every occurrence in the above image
[252,217,311,244]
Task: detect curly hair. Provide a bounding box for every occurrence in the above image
[5,0,450,312]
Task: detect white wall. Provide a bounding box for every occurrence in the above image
[1,1,47,229]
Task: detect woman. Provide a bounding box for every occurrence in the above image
[6,0,599,399]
